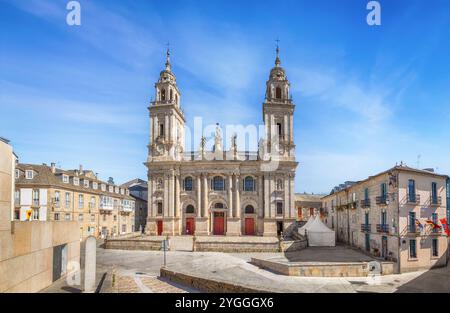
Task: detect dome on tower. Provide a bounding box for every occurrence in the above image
[158,48,176,83]
[269,45,287,81]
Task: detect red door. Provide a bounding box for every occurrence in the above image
[213,212,225,235]
[297,208,302,220]
[186,218,195,235]
[245,218,255,235]
[157,220,163,235]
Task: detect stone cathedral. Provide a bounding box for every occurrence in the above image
[145,47,298,237]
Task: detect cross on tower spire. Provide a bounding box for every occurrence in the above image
[275,38,281,67]
[165,41,171,71]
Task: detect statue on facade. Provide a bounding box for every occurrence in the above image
[214,123,222,152]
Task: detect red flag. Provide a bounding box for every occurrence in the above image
[440,218,450,235]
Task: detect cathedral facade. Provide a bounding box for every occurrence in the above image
[145,47,298,237]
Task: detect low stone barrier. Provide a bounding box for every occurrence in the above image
[280,238,307,252]
[194,236,280,252]
[104,236,164,251]
[160,268,271,293]
[251,257,395,277]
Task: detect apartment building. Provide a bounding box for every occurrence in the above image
[14,163,135,240]
[322,164,449,273]
[121,178,148,232]
[295,193,325,221]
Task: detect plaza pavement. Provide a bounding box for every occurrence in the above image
[42,245,450,293]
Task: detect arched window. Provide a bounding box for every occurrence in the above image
[214,203,224,209]
[277,123,282,138]
[184,177,193,191]
[170,89,173,101]
[213,176,225,191]
[245,205,254,214]
[161,89,166,101]
[186,205,194,214]
[244,176,255,191]
[275,87,282,99]
[276,179,283,191]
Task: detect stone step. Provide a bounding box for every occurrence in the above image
[169,236,194,251]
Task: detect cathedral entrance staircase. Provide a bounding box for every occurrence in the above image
[169,236,194,251]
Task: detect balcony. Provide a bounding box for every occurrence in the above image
[361,224,371,232]
[360,199,371,208]
[100,204,114,211]
[406,194,420,205]
[376,196,387,205]
[430,196,442,207]
[406,224,421,236]
[376,224,389,233]
[121,205,133,213]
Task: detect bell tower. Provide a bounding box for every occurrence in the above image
[148,48,185,162]
[263,44,295,160]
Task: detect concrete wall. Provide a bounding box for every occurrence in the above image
[0,221,80,292]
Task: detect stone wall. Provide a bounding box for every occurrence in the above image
[194,236,280,252]
[104,237,164,250]
[160,268,270,293]
[250,258,395,277]
[0,221,80,292]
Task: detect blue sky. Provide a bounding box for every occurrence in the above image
[1,0,449,193]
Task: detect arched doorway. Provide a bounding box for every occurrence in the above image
[212,202,226,235]
[185,204,195,235]
[244,205,255,235]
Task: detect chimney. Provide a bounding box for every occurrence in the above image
[79,164,83,175]
[75,169,79,176]
[51,163,56,173]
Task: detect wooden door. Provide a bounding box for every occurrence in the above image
[157,220,163,235]
[213,212,224,235]
[186,218,195,235]
[245,218,255,235]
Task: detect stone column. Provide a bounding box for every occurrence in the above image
[84,236,96,292]
[228,175,233,218]
[235,175,241,218]
[164,175,169,216]
[290,174,295,218]
[270,176,275,217]
[175,174,180,217]
[148,178,154,217]
[149,116,154,144]
[264,175,270,218]
[153,116,158,141]
[165,115,169,141]
[197,175,202,217]
[289,114,293,142]
[169,173,175,217]
[284,175,290,218]
[284,115,288,141]
[258,175,263,218]
[203,174,208,218]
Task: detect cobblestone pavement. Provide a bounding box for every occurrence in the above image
[109,274,191,293]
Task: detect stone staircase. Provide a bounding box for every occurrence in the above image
[169,236,194,251]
